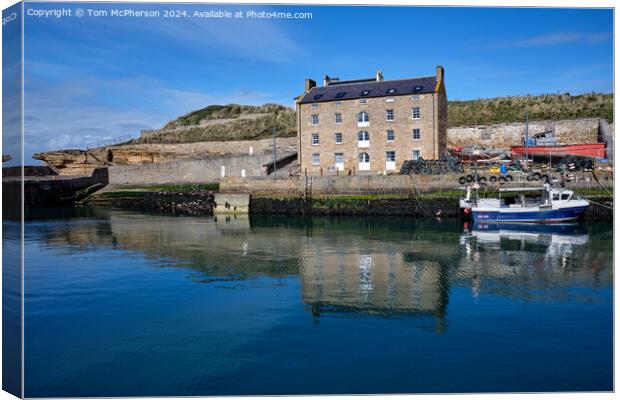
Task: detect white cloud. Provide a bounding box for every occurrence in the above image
[516,32,610,47]
[22,74,279,161]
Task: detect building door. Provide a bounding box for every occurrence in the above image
[386,151,396,171]
[358,152,370,171]
[334,153,344,171]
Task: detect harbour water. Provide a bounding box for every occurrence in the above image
[14,208,613,396]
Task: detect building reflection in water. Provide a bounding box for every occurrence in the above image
[32,209,611,333]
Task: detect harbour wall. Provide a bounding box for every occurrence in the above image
[220,172,614,197]
[108,153,287,185]
[446,118,604,148]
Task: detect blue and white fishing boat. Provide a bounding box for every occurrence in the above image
[461,185,589,223]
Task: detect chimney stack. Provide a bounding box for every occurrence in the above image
[305,79,316,92]
[323,74,331,86]
[436,65,444,82]
[376,70,384,82]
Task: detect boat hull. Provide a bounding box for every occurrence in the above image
[471,206,588,223]
[511,143,606,158]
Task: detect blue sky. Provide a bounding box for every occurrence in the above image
[21,3,613,158]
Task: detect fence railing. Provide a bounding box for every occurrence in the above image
[86,134,133,150]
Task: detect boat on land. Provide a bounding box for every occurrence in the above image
[511,143,606,159]
[460,185,589,223]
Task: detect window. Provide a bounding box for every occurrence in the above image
[313,94,323,101]
[412,129,421,140]
[312,104,318,108]
[552,193,560,201]
[561,193,571,200]
[359,152,370,163]
[411,95,420,100]
[414,85,424,92]
[412,149,421,160]
[335,113,342,124]
[386,109,394,121]
[359,99,367,104]
[412,107,421,119]
[387,130,395,141]
[335,133,343,144]
[386,151,396,162]
[358,131,370,141]
[336,92,346,98]
[311,133,320,145]
[312,153,320,165]
[335,153,344,164]
[385,98,394,103]
[358,111,369,123]
[361,89,370,96]
[387,88,396,94]
[311,114,319,125]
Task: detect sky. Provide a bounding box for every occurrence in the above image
[16,2,614,160]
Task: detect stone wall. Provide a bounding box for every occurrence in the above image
[447,118,601,148]
[108,153,278,184]
[221,172,613,196]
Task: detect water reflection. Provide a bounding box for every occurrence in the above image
[29,209,612,326]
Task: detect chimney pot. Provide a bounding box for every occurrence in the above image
[376,70,384,82]
[323,74,331,86]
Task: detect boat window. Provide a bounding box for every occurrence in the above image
[561,193,571,200]
[552,194,560,201]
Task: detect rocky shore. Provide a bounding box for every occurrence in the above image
[85,185,216,216]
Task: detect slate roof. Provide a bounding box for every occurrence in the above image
[299,76,438,104]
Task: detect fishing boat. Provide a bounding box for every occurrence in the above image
[460,185,589,223]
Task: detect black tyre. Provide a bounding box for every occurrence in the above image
[498,176,507,185]
[478,176,487,183]
[458,176,466,185]
[506,175,514,182]
[526,175,533,181]
[541,175,550,184]
[532,172,541,181]
[490,176,498,183]
[465,174,474,183]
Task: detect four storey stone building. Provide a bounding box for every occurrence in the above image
[296,66,447,175]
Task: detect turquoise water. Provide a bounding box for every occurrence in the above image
[15,209,613,396]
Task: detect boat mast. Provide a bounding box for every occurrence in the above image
[525,112,529,165]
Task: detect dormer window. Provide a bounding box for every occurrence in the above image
[358,111,369,123]
[414,85,423,92]
[387,88,396,94]
[335,92,346,99]
[361,90,370,96]
[313,94,323,101]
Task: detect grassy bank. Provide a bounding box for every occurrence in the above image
[131,93,612,143]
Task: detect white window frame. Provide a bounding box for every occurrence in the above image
[386,109,394,121]
[311,114,320,125]
[335,132,343,144]
[312,153,320,165]
[357,131,370,148]
[386,151,396,162]
[357,111,370,127]
[412,107,421,120]
[335,113,342,124]
[311,133,320,146]
[386,130,395,142]
[412,128,421,140]
[358,152,371,171]
[412,149,421,160]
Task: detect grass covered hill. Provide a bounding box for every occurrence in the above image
[135,104,296,144]
[134,93,612,144]
[447,92,613,127]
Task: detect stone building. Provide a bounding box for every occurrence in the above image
[296,66,447,175]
